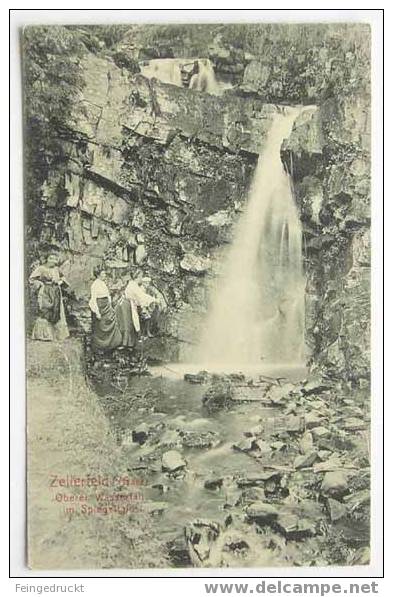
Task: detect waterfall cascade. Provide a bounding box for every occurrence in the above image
[140,57,222,95]
[189,59,219,95]
[140,58,183,87]
[195,107,307,368]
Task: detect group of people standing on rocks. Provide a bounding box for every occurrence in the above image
[89,265,161,351]
[29,253,164,351]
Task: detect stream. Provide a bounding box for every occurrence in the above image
[91,364,370,568]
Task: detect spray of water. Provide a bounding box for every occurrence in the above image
[140,58,183,87]
[195,107,306,367]
[189,59,219,95]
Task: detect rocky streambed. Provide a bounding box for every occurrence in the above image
[90,366,371,568]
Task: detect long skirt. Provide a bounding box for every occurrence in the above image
[115,298,138,347]
[31,283,69,342]
[91,297,122,351]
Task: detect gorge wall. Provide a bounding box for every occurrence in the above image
[282,91,370,382]
[24,24,370,378]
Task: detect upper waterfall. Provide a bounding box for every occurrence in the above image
[140,58,183,87]
[189,59,219,95]
[195,107,306,367]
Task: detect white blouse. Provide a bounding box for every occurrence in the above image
[89,279,110,316]
[124,280,155,333]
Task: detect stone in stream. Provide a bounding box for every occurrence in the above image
[266,384,287,404]
[253,440,271,454]
[230,386,269,403]
[227,372,247,383]
[180,253,211,275]
[320,471,349,497]
[342,417,366,431]
[348,546,370,566]
[305,412,325,429]
[311,426,330,439]
[232,437,254,453]
[184,370,210,384]
[275,512,316,538]
[299,431,314,454]
[326,497,347,522]
[204,477,224,490]
[203,381,233,411]
[220,532,250,556]
[246,502,279,523]
[281,415,304,433]
[132,423,149,445]
[343,489,370,510]
[162,450,187,472]
[159,428,182,448]
[239,487,266,504]
[180,430,220,449]
[294,451,318,469]
[246,424,264,437]
[236,471,281,488]
[184,519,221,566]
[271,441,286,451]
[301,378,332,396]
[167,535,193,567]
[313,457,342,473]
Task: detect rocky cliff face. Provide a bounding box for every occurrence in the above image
[31,53,280,360]
[282,95,370,382]
[26,25,371,379]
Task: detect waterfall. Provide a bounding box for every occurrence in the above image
[140,58,183,87]
[189,59,219,95]
[195,107,306,367]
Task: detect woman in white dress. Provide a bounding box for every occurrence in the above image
[115,273,156,346]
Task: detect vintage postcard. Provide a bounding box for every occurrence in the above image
[23,22,372,569]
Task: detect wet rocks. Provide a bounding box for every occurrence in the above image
[239,487,266,504]
[202,381,233,412]
[313,456,342,473]
[132,423,149,445]
[231,386,269,403]
[180,253,211,275]
[236,471,281,488]
[301,378,333,396]
[305,412,326,430]
[348,546,370,566]
[162,450,187,473]
[180,430,220,449]
[343,489,370,512]
[184,370,210,384]
[299,431,314,454]
[294,451,318,469]
[326,498,347,522]
[320,471,349,497]
[246,502,279,523]
[311,426,331,440]
[167,535,193,567]
[204,477,224,490]
[232,437,255,453]
[184,519,221,566]
[275,512,316,539]
[342,417,366,431]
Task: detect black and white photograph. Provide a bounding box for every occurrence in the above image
[9,11,383,577]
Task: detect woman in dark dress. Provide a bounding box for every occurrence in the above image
[29,253,70,341]
[88,266,122,350]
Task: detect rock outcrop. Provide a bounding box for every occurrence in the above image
[282,93,370,382]
[28,52,279,359]
[26,24,371,379]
